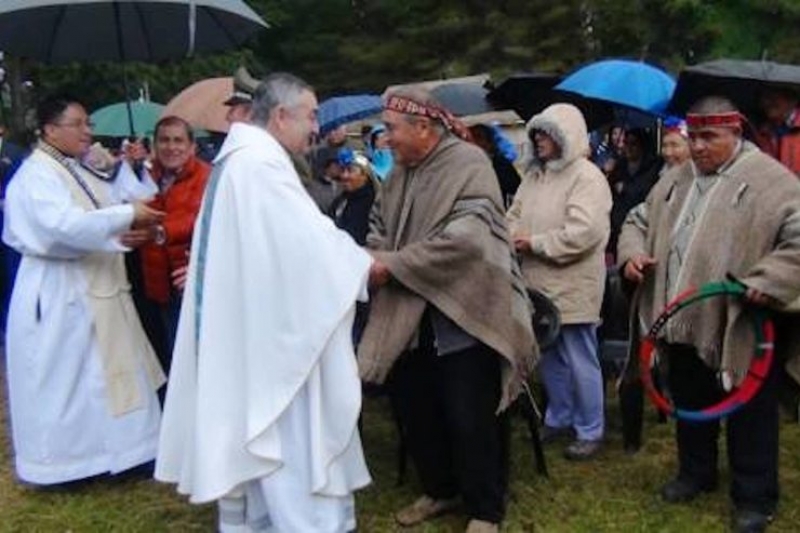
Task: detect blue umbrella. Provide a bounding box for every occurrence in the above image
[556,59,676,115]
[318,95,383,136]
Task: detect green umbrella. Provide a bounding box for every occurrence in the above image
[90,101,165,138]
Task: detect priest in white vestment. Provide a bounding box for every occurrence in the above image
[155,73,373,533]
[3,95,166,485]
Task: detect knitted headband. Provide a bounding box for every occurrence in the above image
[686,111,743,130]
[384,95,471,141]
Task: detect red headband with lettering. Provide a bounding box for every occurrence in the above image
[685,111,743,130]
[384,95,472,141]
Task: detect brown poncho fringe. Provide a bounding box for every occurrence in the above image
[358,136,538,411]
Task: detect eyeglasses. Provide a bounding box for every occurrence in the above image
[53,119,94,130]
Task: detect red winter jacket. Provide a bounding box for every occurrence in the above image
[140,155,210,304]
[756,109,800,177]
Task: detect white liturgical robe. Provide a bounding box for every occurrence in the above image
[155,123,372,532]
[3,147,163,485]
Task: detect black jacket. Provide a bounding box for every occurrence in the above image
[328,181,376,245]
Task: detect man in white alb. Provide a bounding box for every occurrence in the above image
[3,94,165,486]
[155,73,373,533]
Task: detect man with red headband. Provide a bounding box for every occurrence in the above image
[618,96,800,533]
[359,88,537,533]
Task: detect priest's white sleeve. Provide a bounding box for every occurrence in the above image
[3,161,133,258]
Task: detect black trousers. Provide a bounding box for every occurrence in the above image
[665,343,779,514]
[388,341,508,523]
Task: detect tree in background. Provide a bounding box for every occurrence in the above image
[257,0,592,95]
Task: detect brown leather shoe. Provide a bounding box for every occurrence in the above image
[465,519,500,532]
[395,495,459,527]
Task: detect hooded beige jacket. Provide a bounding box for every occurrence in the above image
[507,103,612,324]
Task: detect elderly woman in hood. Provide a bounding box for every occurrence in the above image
[507,103,612,460]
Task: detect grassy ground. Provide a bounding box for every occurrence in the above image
[1,374,799,532]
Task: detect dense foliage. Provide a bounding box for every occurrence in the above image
[1,0,799,137]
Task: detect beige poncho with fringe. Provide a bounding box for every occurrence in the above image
[358,136,538,411]
[618,141,800,385]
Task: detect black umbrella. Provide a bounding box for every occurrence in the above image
[0,0,268,135]
[431,82,494,117]
[0,0,267,63]
[668,59,800,116]
[487,72,615,130]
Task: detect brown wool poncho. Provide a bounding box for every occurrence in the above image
[358,136,538,411]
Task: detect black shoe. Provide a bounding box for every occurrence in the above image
[732,509,772,533]
[660,478,714,503]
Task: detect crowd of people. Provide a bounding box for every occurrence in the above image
[0,66,798,533]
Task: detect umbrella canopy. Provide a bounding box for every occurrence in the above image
[488,73,615,130]
[556,59,676,115]
[668,59,800,116]
[431,82,494,117]
[91,100,164,138]
[163,77,233,134]
[318,95,383,136]
[0,0,267,64]
[0,0,267,136]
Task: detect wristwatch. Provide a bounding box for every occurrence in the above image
[154,224,167,246]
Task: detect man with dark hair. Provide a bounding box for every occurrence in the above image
[619,96,800,533]
[3,93,166,486]
[360,88,537,533]
[137,115,210,367]
[156,73,373,533]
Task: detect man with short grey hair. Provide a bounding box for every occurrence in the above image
[156,73,373,533]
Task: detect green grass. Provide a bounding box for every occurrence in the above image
[2,378,799,532]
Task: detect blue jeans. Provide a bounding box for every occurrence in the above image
[540,323,604,441]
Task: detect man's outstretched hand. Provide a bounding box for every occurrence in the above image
[368,257,391,288]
